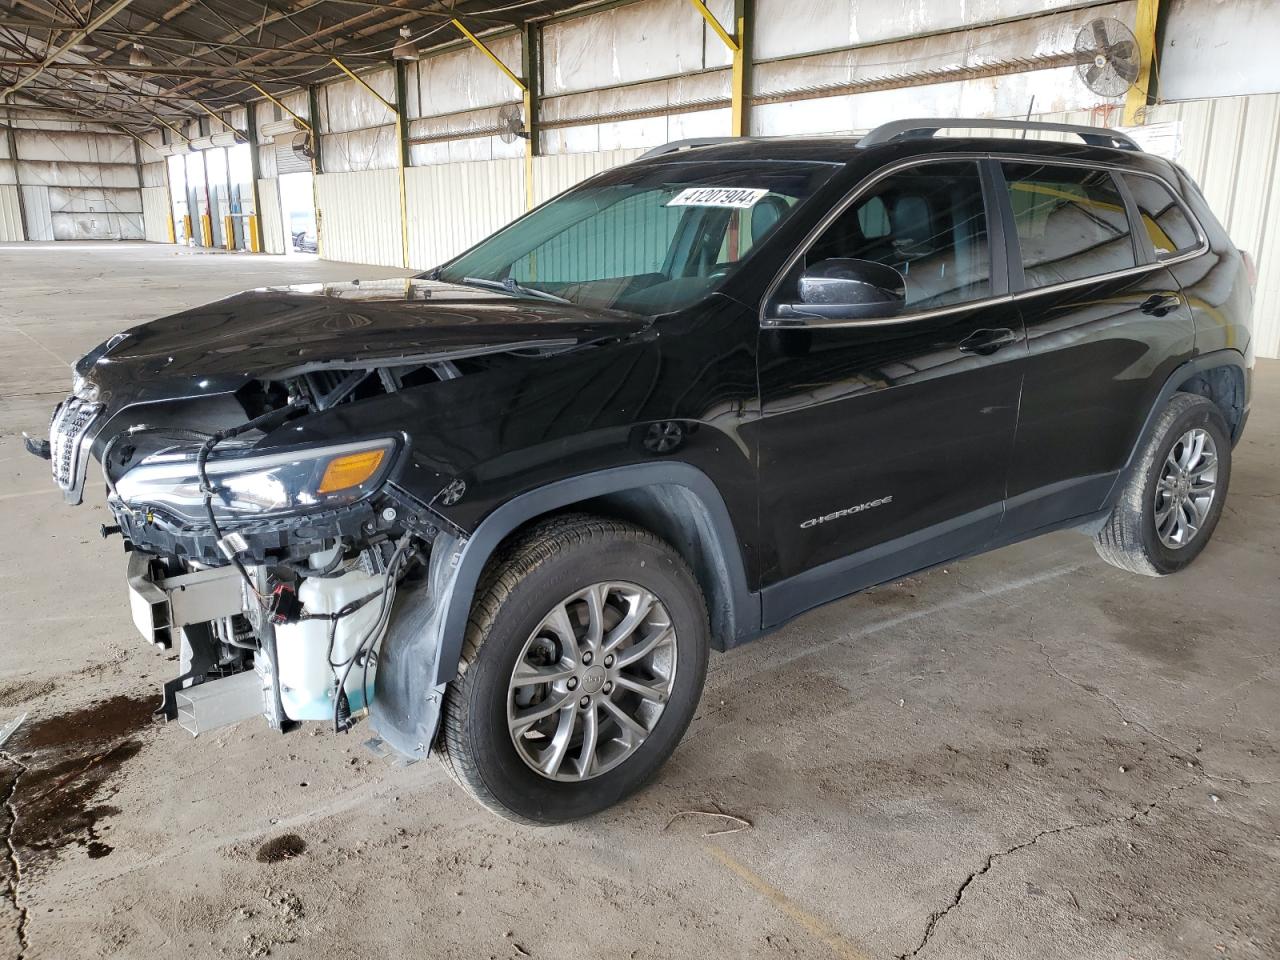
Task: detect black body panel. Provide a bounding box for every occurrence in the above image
[60,133,1253,659]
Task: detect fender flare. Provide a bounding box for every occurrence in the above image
[436,462,757,679]
[1106,348,1248,503]
[370,462,757,760]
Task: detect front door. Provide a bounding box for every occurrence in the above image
[755,158,1025,625]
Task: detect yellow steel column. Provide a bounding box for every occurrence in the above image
[522,23,540,210]
[688,0,749,136]
[1124,0,1161,126]
[452,20,533,207]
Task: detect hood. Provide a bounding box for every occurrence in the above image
[78,278,648,404]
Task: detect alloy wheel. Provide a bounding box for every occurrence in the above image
[506,582,677,782]
[1154,427,1218,549]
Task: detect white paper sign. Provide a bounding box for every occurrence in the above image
[667,187,770,209]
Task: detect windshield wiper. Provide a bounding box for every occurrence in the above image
[460,276,572,304]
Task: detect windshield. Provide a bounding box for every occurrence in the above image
[434,160,839,314]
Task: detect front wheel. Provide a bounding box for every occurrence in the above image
[438,514,709,824]
[1094,392,1232,576]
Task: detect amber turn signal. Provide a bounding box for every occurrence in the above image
[317,448,386,494]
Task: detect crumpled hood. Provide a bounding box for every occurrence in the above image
[78,278,648,404]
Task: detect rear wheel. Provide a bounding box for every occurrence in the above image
[1094,393,1231,576]
[439,514,709,823]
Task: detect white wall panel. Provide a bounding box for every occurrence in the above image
[316,168,402,267]
[140,161,167,188]
[412,33,524,117]
[21,185,53,242]
[405,159,523,270]
[141,186,172,242]
[0,185,22,241]
[257,178,286,255]
[752,0,1094,60]
[1145,96,1280,359]
[542,0,732,97]
[20,185,53,241]
[530,149,642,205]
[1161,0,1280,101]
[320,70,395,133]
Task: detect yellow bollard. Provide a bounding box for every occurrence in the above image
[200,215,213,248]
[224,215,235,251]
[247,215,260,253]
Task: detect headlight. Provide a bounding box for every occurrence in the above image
[71,372,99,403]
[115,438,397,525]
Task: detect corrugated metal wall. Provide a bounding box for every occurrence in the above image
[0,185,22,241]
[531,149,642,205]
[141,186,171,243]
[406,159,522,270]
[316,168,402,266]
[258,178,286,255]
[14,129,143,240]
[1152,95,1280,359]
[21,185,53,242]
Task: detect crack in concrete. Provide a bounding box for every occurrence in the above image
[898,781,1193,959]
[0,752,29,960]
[1029,634,1196,756]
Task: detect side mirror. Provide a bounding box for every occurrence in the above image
[772,258,906,322]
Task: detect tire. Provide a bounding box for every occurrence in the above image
[438,513,710,824]
[1094,392,1231,576]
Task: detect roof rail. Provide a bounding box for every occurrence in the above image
[637,137,740,160]
[857,118,1141,151]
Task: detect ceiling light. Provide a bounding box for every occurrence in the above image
[70,42,97,54]
[129,43,152,68]
[88,71,110,88]
[392,26,419,62]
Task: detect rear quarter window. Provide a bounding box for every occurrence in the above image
[1001,162,1136,289]
[1119,172,1201,259]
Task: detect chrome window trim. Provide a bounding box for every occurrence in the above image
[1109,166,1210,263]
[759,152,1209,331]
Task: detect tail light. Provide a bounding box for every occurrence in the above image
[1241,249,1258,292]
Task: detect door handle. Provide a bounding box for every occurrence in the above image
[1140,293,1182,316]
[958,327,1019,355]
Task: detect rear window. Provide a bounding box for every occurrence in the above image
[1001,162,1136,289]
[1119,173,1201,260]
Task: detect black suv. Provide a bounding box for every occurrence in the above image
[29,118,1254,823]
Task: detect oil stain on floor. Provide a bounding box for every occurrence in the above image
[3,694,155,867]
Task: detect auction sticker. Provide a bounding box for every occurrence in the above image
[667,186,770,208]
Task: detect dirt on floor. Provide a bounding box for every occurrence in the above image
[1,243,1277,960]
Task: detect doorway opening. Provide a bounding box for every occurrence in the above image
[278,172,317,255]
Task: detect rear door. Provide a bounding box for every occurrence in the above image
[996,159,1196,535]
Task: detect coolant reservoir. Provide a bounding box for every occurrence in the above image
[275,551,387,722]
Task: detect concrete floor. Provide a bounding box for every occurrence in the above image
[1,241,1277,960]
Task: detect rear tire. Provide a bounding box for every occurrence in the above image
[1094,393,1231,576]
[438,514,709,824]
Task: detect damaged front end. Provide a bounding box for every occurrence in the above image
[25,278,649,757]
[37,378,447,742]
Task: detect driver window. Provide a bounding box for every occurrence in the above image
[783,160,992,310]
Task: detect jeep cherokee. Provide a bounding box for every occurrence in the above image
[27,118,1254,823]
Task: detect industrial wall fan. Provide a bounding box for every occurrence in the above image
[497,103,529,143]
[291,131,318,162]
[1075,17,1142,98]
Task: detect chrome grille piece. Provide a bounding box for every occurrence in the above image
[49,396,103,501]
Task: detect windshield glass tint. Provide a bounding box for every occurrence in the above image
[436,160,838,314]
